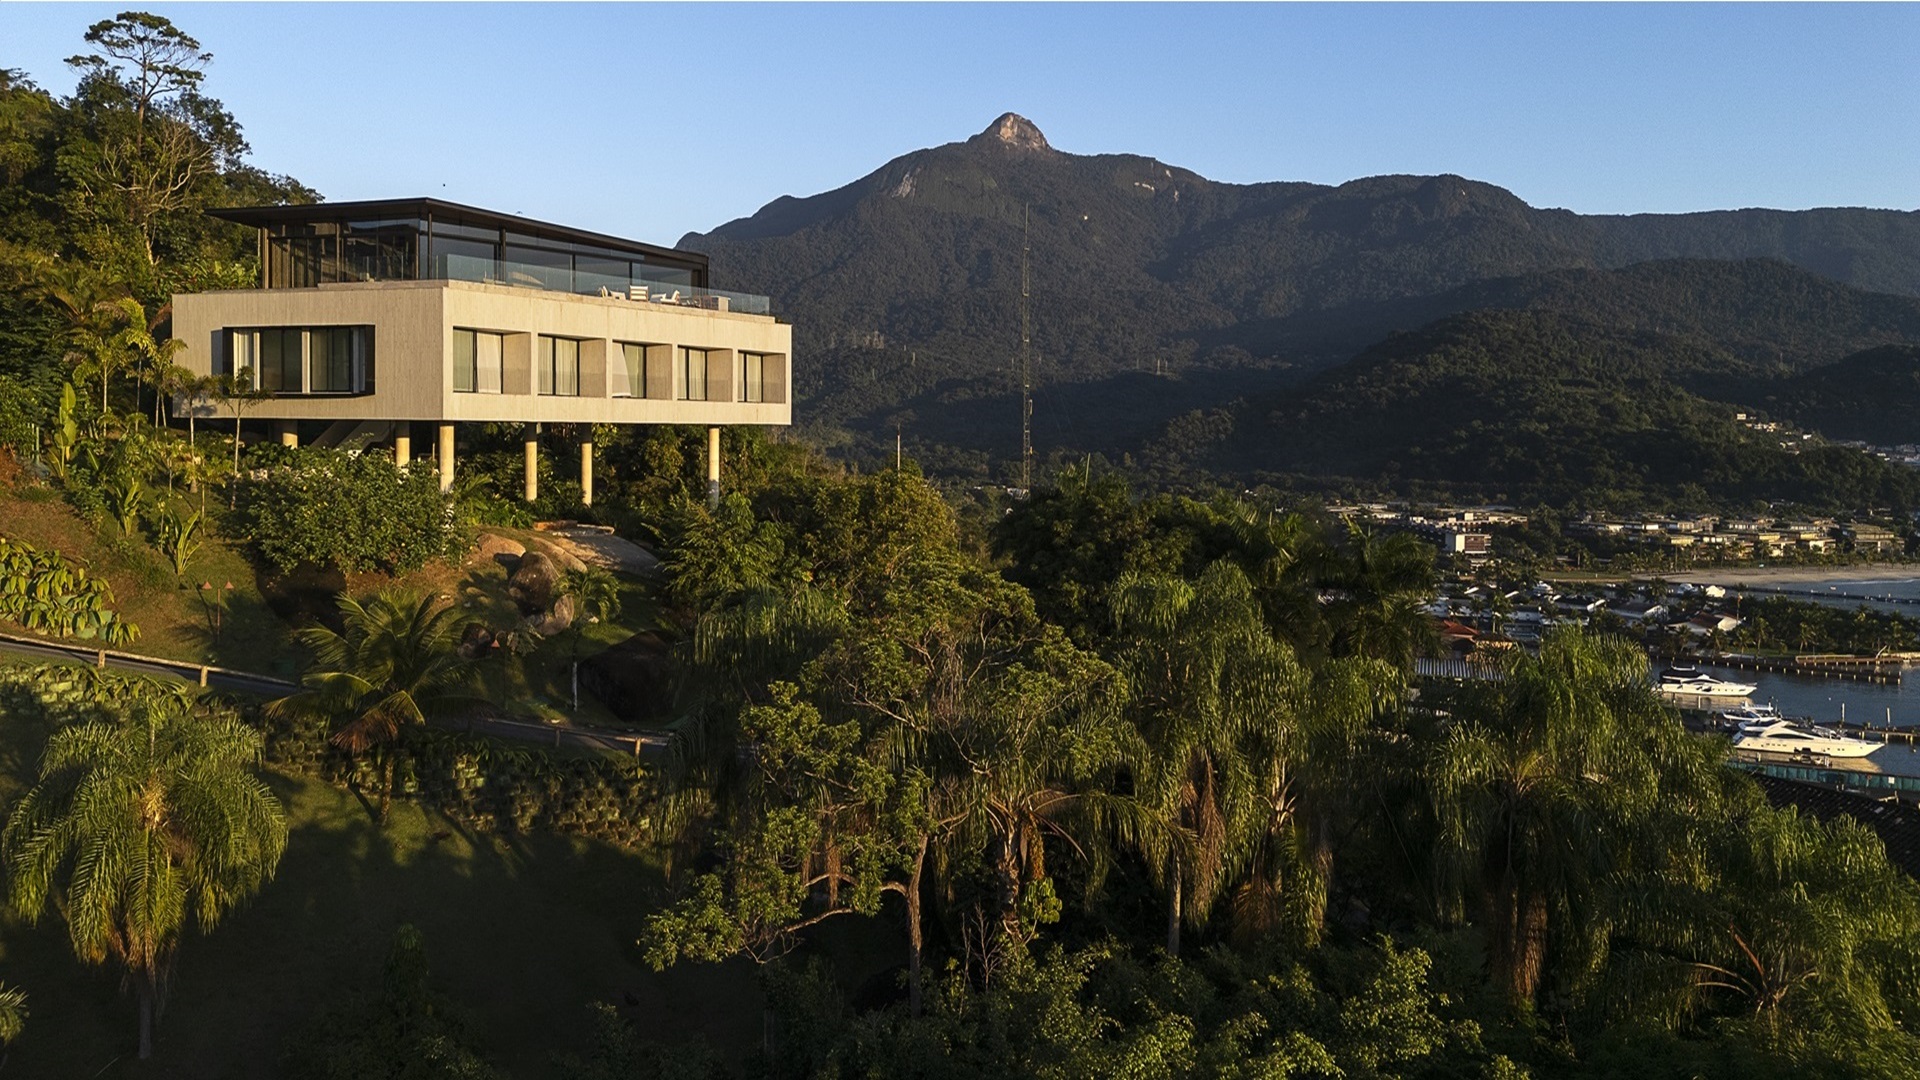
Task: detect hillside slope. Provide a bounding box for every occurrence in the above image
[1192,310,1920,511]
[1768,344,1920,446]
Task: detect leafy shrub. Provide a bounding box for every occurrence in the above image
[0,535,138,643]
[238,447,464,574]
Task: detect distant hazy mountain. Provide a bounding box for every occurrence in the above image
[681,114,1920,478]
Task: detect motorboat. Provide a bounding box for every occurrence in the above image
[1714,703,1782,729]
[1655,665,1757,698]
[1731,718,1878,759]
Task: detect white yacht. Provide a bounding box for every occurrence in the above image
[1732,719,1878,759]
[1715,703,1782,729]
[1655,665,1757,698]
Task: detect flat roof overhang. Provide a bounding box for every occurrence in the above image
[206,197,705,271]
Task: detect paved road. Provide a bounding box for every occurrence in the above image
[0,634,668,756]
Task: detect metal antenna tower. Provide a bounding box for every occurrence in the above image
[1019,205,1033,491]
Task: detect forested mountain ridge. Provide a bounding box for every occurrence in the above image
[1769,344,1920,446]
[683,114,1920,470]
[1185,309,1920,511]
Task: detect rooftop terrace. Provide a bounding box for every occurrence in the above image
[210,197,771,315]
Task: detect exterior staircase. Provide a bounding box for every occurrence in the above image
[309,419,394,453]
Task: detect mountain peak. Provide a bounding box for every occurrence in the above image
[972,112,1051,153]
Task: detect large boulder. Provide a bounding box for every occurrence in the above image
[524,537,588,575]
[527,592,576,637]
[508,550,560,615]
[456,621,495,660]
[472,532,527,570]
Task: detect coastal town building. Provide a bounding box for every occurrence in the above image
[169,198,792,503]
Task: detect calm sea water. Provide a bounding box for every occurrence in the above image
[1670,662,1919,729]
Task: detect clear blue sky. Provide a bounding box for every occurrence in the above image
[4,3,1915,243]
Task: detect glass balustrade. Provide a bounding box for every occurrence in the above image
[437,252,770,314]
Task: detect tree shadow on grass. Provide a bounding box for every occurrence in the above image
[19,776,770,1079]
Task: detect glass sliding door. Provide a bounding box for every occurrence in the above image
[616,343,641,398]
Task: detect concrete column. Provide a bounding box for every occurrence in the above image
[580,437,594,507]
[393,421,412,467]
[275,420,298,448]
[706,426,721,508]
[523,424,540,502]
[437,422,454,493]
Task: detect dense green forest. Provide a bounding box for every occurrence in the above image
[1,14,1920,1078]
[1185,309,1920,511]
[1768,344,1920,447]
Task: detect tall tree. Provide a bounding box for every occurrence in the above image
[62,12,225,270]
[1424,626,1708,1006]
[1113,560,1315,955]
[267,590,474,822]
[2,675,286,1059]
[1313,523,1439,668]
[648,553,1126,1014]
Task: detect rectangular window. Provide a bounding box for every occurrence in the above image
[453,329,474,393]
[678,347,709,401]
[452,329,504,393]
[539,336,580,396]
[225,327,372,394]
[737,352,767,403]
[222,329,251,380]
[308,327,365,393]
[616,343,644,398]
[257,328,302,393]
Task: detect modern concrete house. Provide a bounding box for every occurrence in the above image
[170,198,792,503]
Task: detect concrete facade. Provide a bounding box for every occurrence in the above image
[170,278,791,428]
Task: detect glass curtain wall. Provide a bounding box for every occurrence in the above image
[259,209,709,296]
[268,222,416,287]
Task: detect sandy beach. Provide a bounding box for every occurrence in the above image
[1544,564,1920,590]
[1663,565,1920,588]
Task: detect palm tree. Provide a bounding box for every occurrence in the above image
[1113,560,1310,955]
[122,301,183,428]
[2,677,286,1060]
[0,982,25,1067]
[1613,795,1920,1035]
[1220,504,1329,658]
[1314,523,1439,669]
[267,590,474,822]
[1425,626,1706,1006]
[216,367,271,509]
[33,261,136,415]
